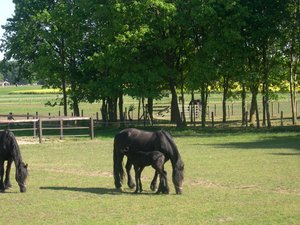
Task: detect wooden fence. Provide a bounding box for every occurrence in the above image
[0,117,94,143]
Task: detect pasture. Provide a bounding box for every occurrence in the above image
[1,131,299,225]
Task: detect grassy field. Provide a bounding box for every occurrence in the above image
[1,130,299,225]
[0,85,296,126]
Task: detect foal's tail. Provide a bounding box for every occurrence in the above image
[113,134,125,189]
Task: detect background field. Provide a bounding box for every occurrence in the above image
[0,85,298,127]
[1,131,300,225]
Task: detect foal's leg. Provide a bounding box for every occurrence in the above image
[134,166,144,193]
[150,171,159,191]
[153,157,169,194]
[125,160,135,189]
[4,159,12,189]
[0,161,4,192]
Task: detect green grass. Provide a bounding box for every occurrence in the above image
[1,131,299,225]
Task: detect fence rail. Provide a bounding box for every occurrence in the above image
[0,117,94,143]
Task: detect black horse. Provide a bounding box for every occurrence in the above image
[122,147,169,194]
[113,128,184,194]
[0,130,28,193]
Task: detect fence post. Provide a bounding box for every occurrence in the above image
[90,117,94,140]
[96,112,99,121]
[245,111,248,127]
[60,119,63,140]
[281,111,283,126]
[211,112,214,128]
[39,119,43,143]
[27,113,29,119]
[33,120,37,138]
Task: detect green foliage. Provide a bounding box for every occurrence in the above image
[0,0,298,123]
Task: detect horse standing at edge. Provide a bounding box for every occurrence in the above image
[113,128,184,194]
[0,130,28,193]
[122,147,169,194]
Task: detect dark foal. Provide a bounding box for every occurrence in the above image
[122,147,169,194]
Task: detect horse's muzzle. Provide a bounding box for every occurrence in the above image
[20,185,27,193]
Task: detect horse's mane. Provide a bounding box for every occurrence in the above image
[159,129,184,169]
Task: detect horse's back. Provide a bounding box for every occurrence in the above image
[115,128,158,150]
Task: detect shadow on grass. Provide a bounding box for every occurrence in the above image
[212,135,300,152]
[39,186,160,195]
[40,186,121,195]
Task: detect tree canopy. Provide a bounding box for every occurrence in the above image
[0,0,299,127]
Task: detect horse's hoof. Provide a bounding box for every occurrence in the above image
[4,184,12,189]
[116,187,123,193]
[150,183,157,191]
[0,189,5,193]
[128,182,136,189]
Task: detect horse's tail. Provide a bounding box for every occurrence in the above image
[113,133,124,189]
[160,130,184,194]
[3,129,22,161]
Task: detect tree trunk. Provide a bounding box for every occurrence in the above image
[147,98,154,124]
[190,91,195,123]
[180,82,186,126]
[241,83,246,126]
[222,76,229,123]
[108,97,118,122]
[262,45,271,128]
[101,98,108,123]
[249,86,258,125]
[59,39,68,116]
[200,84,208,128]
[72,96,80,116]
[170,84,182,127]
[290,54,298,125]
[119,94,124,127]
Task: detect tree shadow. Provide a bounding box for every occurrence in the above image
[39,186,160,195]
[211,135,300,152]
[40,186,121,195]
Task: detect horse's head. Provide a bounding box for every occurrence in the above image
[15,162,28,193]
[173,162,184,194]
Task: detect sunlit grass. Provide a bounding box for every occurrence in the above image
[1,132,299,225]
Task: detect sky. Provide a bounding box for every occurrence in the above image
[0,0,15,60]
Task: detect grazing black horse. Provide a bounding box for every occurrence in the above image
[0,130,28,193]
[122,147,169,194]
[113,128,184,194]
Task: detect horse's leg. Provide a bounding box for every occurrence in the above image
[4,159,12,189]
[138,167,144,193]
[125,159,135,189]
[150,171,159,191]
[154,159,169,194]
[0,161,4,192]
[134,166,139,194]
[161,170,169,194]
